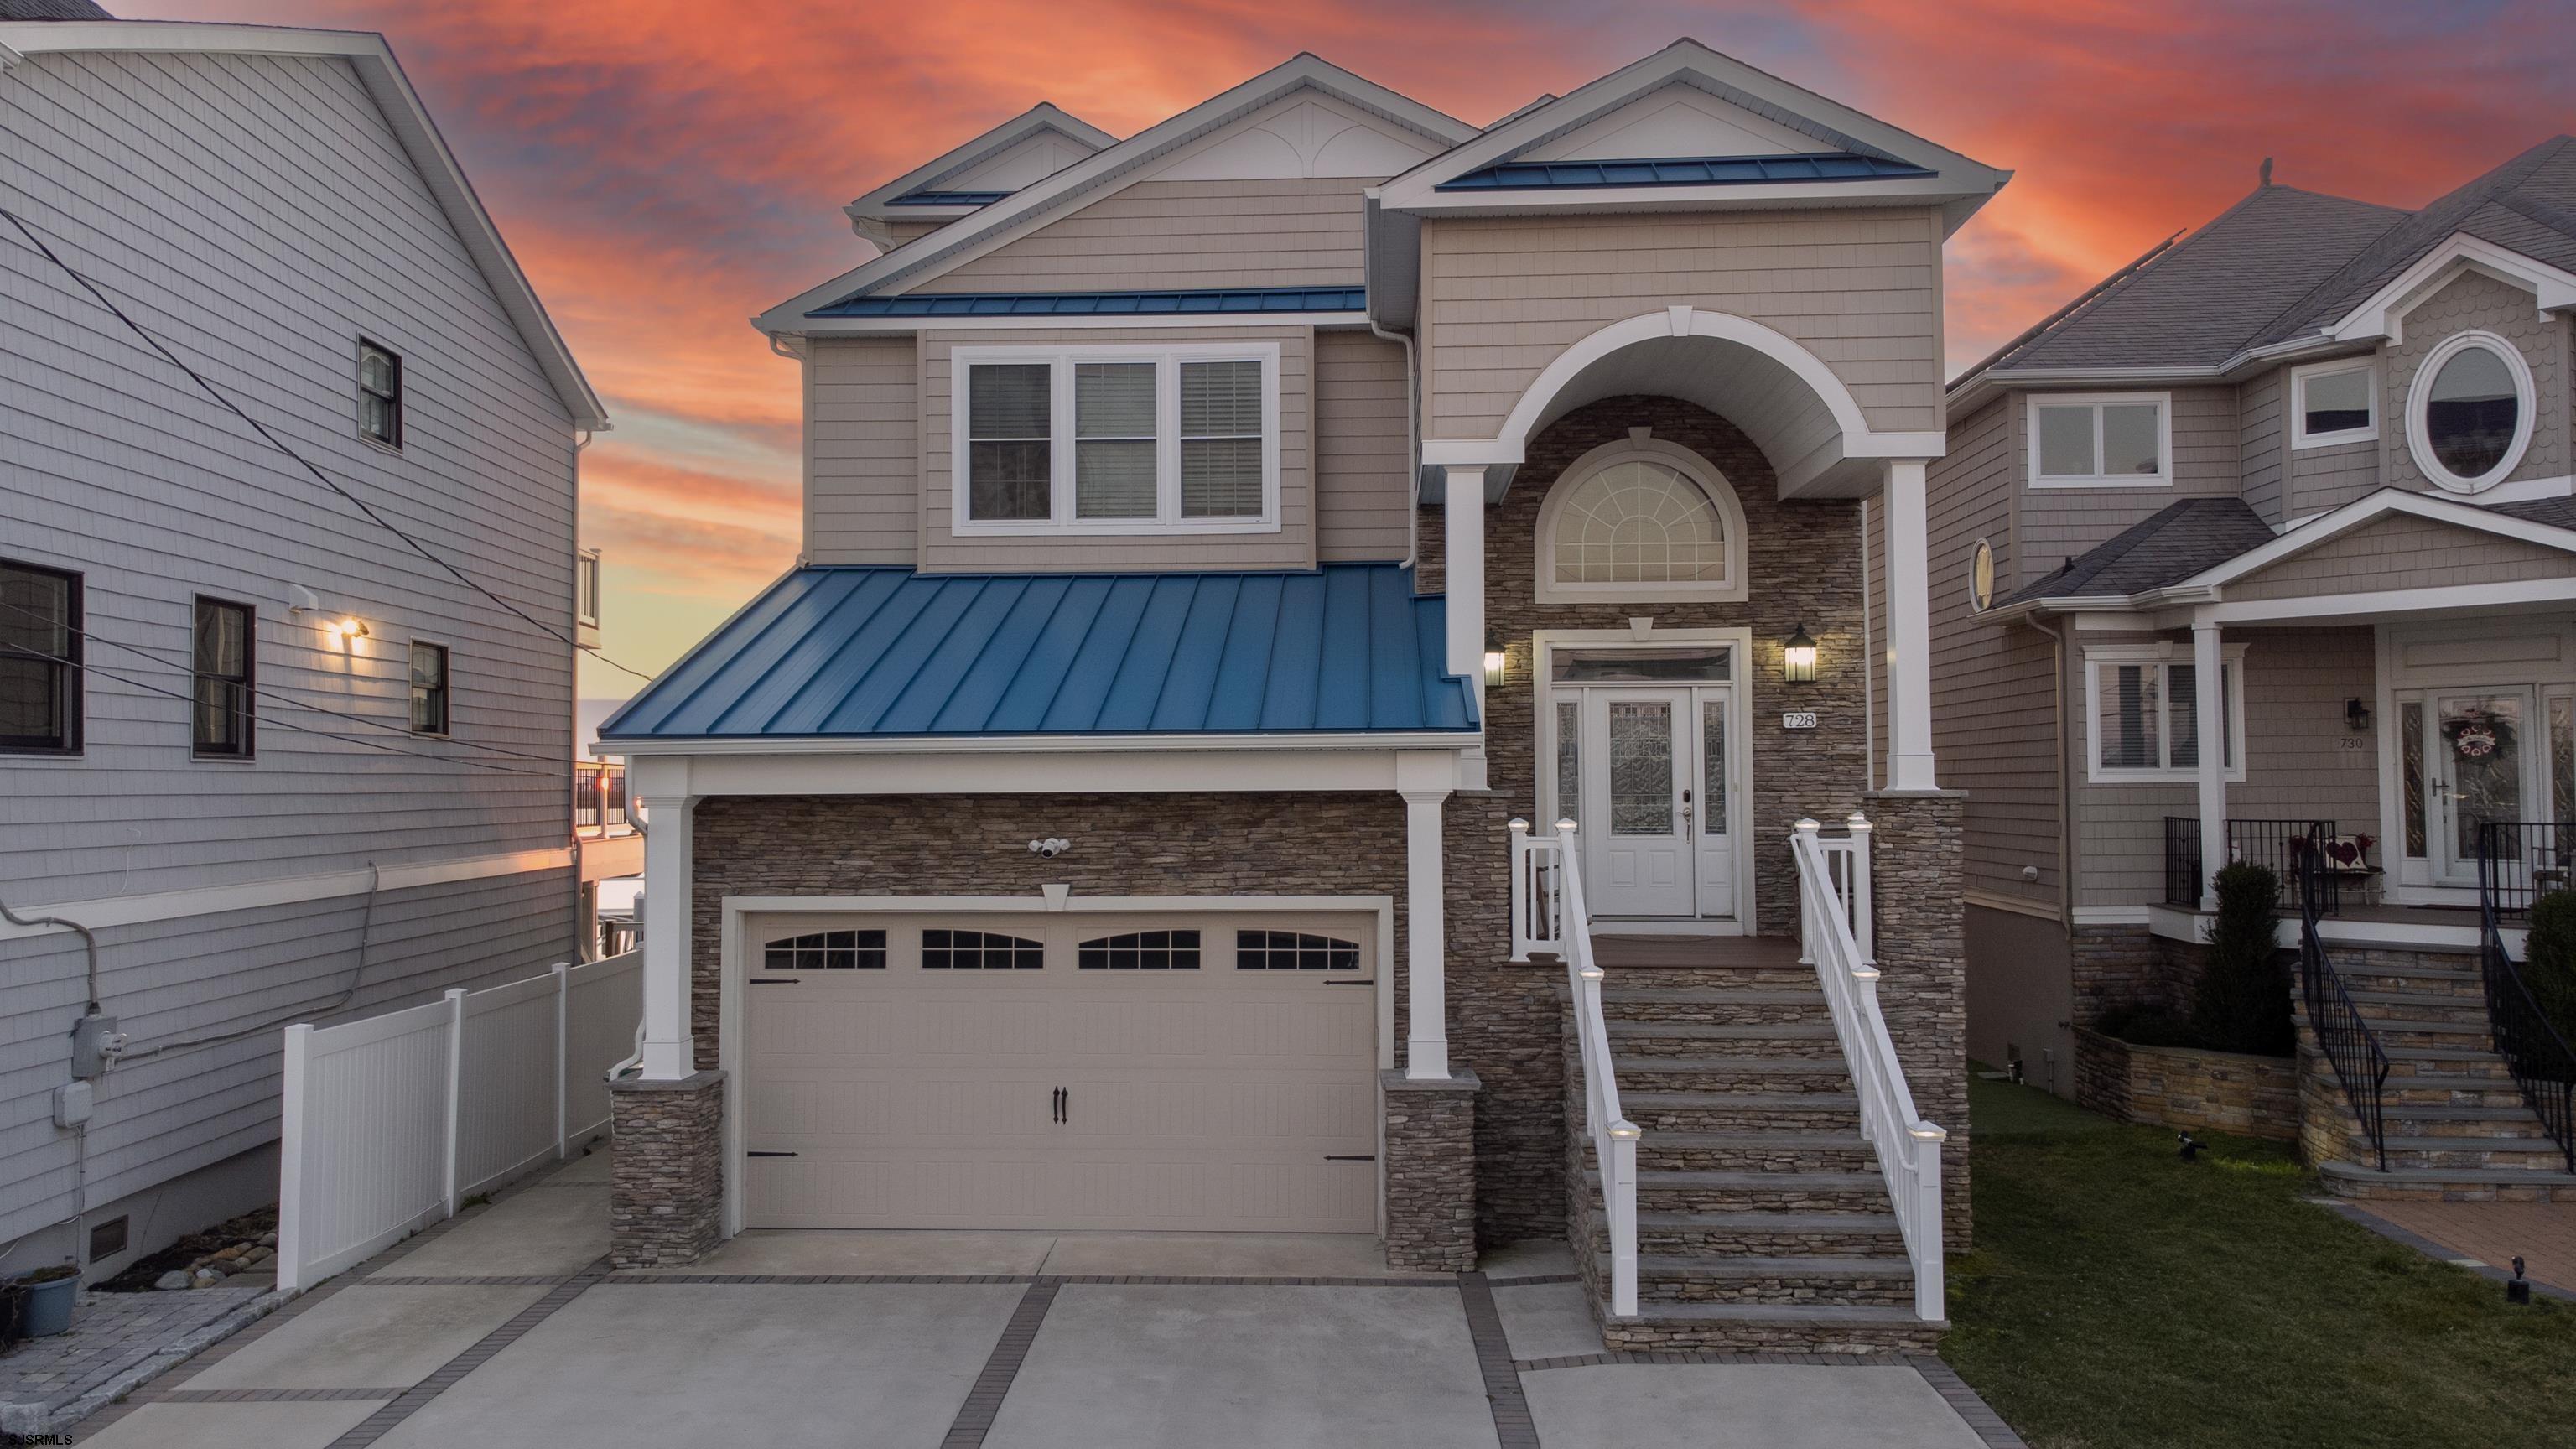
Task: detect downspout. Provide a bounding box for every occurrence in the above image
[1362,190,1421,570]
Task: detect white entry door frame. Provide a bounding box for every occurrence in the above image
[1534,626,1755,932]
[2375,618,2576,901]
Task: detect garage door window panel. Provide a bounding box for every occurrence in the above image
[763,929,886,971]
[1235,930,1361,970]
[922,928,1045,969]
[1078,929,1202,969]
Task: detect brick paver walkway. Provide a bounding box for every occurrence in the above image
[2363,1199,2576,1293]
[0,1281,271,1431]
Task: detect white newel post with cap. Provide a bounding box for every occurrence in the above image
[1882,459,1938,791]
[2194,615,2227,912]
[631,755,699,1080]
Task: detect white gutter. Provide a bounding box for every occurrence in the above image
[600,730,1484,757]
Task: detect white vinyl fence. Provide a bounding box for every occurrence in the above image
[276,952,641,1291]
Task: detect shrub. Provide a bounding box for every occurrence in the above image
[2190,861,2295,1057]
[2527,888,2576,1047]
[2093,1005,2199,1049]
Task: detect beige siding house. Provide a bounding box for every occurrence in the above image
[1933,138,2576,1199]
[600,43,2011,1351]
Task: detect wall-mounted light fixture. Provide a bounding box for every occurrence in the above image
[323,616,371,641]
[2345,698,2371,732]
[1483,628,1507,687]
[1781,622,1818,684]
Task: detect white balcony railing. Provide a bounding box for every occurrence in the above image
[1789,814,1945,1322]
[1509,818,1638,1317]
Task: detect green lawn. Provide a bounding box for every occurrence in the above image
[1940,1071,2576,1449]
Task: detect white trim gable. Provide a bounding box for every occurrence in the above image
[1373,39,2008,233]
[840,102,1115,247]
[2185,486,2576,589]
[2330,231,2576,344]
[756,55,1478,334]
[0,20,606,431]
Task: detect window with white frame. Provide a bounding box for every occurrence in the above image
[2028,393,2170,486]
[2085,647,2245,782]
[953,345,1280,533]
[1534,441,1747,604]
[2290,359,2377,448]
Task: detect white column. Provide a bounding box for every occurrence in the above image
[1882,460,1939,790]
[2194,616,2227,913]
[1442,465,1487,711]
[634,757,699,1080]
[1402,784,1452,1082]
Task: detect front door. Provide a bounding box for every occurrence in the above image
[2428,688,2538,886]
[1582,688,1696,915]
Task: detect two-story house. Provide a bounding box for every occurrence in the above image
[1934,141,2576,1198]
[0,14,630,1281]
[601,41,2007,1350]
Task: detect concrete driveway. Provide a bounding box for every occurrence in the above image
[70,1156,2015,1449]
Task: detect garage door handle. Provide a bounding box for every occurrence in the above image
[747,1150,797,1158]
[1052,1086,1066,1124]
[1324,1155,1376,1161]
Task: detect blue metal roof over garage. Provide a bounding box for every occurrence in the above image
[598,564,1478,742]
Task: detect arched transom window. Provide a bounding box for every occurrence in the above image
[1535,442,1747,604]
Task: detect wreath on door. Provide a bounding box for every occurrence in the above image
[2441,706,2514,761]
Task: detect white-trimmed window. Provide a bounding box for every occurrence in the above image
[1966,538,1996,612]
[2289,359,2377,449]
[2028,393,2171,487]
[2406,330,2533,493]
[2084,646,2246,782]
[951,344,1281,534]
[1534,439,1747,604]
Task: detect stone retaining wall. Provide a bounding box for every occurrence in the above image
[1381,1069,1480,1271]
[2074,1028,2298,1140]
[609,1070,726,1269]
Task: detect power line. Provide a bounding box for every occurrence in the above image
[0,595,577,768]
[0,205,656,684]
[7,640,559,778]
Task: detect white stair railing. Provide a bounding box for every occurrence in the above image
[1789,814,1947,1323]
[1513,818,1639,1317]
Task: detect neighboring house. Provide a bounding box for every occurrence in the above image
[600,41,2004,1349]
[1933,143,2576,1192]
[0,16,636,1280]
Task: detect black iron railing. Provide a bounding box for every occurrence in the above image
[2295,849,2389,1171]
[2163,818,2337,913]
[2477,823,2575,1172]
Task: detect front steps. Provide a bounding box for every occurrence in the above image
[1563,940,1940,1353]
[2303,948,2576,1202]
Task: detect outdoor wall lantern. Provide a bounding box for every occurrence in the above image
[1484,628,1507,686]
[2345,698,2372,732]
[1781,622,1819,683]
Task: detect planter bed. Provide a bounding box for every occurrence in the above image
[2074,1026,2298,1141]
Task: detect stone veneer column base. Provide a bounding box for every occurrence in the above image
[1862,790,1971,1250]
[1380,1068,1480,1272]
[610,1069,726,1270]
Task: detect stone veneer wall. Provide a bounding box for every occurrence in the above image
[610,1071,726,1269]
[1420,396,1877,1244]
[1380,1070,1480,1270]
[2074,1028,2298,1140]
[2070,923,2169,1024]
[1862,792,1971,1246]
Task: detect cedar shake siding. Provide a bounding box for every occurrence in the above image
[2381,270,2567,493]
[2229,515,2576,600]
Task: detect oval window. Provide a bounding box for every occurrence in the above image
[1968,538,1996,612]
[2412,335,2527,489]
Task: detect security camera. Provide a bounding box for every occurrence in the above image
[1028,838,1072,859]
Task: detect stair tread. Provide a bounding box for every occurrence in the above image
[2379,1046,2507,1060]
[2385,1105,2555,1120]
[1611,1302,1935,1326]
[1612,1131,1871,1150]
[1634,1209,1900,1228]
[2338,967,2483,981]
[1587,1168,1883,1189]
[2347,989,2485,1004]
[1612,1055,1849,1072]
[2350,1018,2491,1032]
[1623,1090,1861,1108]
[1615,1253,1914,1278]
[2382,1135,2559,1150]
[2319,1161,2576,1184]
[1599,988,1821,1004]
[1606,1021,1836,1038]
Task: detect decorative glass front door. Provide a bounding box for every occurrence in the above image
[2428,689,2535,886]
[1557,667,1741,921]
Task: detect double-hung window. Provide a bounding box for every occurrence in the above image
[191,596,255,759]
[409,640,449,735]
[357,340,402,448]
[2290,360,2376,448]
[2085,647,2245,782]
[954,344,1280,533]
[0,558,80,754]
[2029,392,2170,486]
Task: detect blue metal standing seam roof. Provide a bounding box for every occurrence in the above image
[808,285,1365,320]
[597,564,1478,742]
[1437,152,1935,191]
[889,189,1015,205]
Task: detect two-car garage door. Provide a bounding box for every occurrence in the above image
[741,911,1379,1233]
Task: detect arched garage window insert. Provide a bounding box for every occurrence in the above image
[1078,930,1202,969]
[763,930,886,971]
[922,929,1044,969]
[1235,931,1361,970]
[1534,440,1748,605]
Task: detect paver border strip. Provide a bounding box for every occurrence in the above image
[2317,1198,2576,1302]
[1457,1271,1541,1449]
[1514,1351,1928,1371]
[938,1277,1062,1449]
[1908,1355,2032,1449]
[597,1271,1462,1287]
[321,1256,611,1448]
[158,1386,407,1403]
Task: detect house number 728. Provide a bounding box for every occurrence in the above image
[1780,711,1819,730]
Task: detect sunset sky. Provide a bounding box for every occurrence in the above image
[139,1,2576,696]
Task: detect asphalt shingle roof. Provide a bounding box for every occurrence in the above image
[0,0,113,15]
[1996,497,2279,608]
[1978,137,2576,377]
